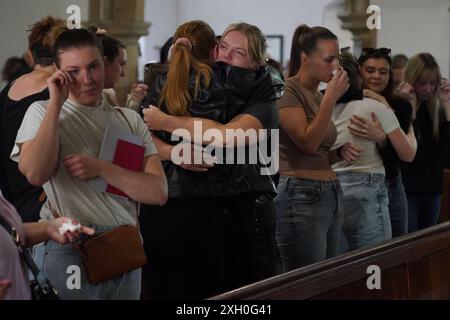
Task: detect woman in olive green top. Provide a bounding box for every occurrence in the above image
[275,25,353,271]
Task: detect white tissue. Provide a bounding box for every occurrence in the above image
[58,220,81,235]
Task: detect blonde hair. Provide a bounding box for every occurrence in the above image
[404,53,442,138]
[221,22,267,67]
[159,20,215,115]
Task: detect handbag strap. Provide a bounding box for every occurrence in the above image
[46,107,139,226]
[114,107,133,133]
[0,214,51,290]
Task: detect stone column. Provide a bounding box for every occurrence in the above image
[338,0,377,56]
[87,0,150,105]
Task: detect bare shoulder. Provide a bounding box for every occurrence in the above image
[8,72,48,101]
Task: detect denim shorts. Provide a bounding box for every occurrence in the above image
[275,176,343,271]
[337,172,391,252]
[32,225,141,300]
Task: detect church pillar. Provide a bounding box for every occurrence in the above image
[87,0,150,105]
[338,0,377,56]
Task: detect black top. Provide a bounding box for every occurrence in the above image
[401,102,450,194]
[0,82,48,222]
[143,62,284,198]
[379,96,412,180]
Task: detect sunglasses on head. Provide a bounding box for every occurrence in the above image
[360,47,391,57]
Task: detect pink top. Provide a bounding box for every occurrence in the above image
[0,195,31,300]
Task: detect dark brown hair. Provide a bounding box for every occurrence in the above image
[340,52,361,89]
[53,28,104,68]
[27,16,66,66]
[358,47,394,101]
[288,24,337,77]
[88,26,126,62]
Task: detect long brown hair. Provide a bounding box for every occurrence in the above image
[159,20,216,115]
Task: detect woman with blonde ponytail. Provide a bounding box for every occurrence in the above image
[140,20,284,299]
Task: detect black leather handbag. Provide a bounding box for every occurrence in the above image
[0,215,59,300]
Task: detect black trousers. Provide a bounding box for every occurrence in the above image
[139,193,281,300]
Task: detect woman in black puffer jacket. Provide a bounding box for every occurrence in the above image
[139,21,284,300]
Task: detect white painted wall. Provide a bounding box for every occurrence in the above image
[143,0,178,64]
[372,0,450,78]
[143,0,336,69]
[322,0,354,53]
[0,0,88,73]
[2,1,448,81]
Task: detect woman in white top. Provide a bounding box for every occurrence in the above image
[332,52,416,252]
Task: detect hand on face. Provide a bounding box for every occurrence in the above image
[63,154,102,181]
[395,81,417,110]
[439,78,450,105]
[324,69,349,103]
[57,46,105,106]
[47,70,74,108]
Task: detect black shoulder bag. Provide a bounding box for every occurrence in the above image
[0,215,59,300]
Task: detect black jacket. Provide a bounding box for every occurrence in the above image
[401,103,450,194]
[143,62,285,198]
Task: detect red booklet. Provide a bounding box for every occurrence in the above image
[106,139,145,198]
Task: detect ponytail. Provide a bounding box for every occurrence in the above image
[160,43,193,115]
[288,24,337,77]
[159,21,215,115]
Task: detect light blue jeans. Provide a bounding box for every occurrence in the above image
[275,176,343,272]
[338,172,391,253]
[32,225,141,300]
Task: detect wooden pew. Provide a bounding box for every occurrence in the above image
[211,221,450,300]
[440,169,450,223]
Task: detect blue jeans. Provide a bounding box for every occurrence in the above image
[387,174,408,237]
[32,225,141,300]
[407,194,441,233]
[275,176,343,272]
[338,172,391,252]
